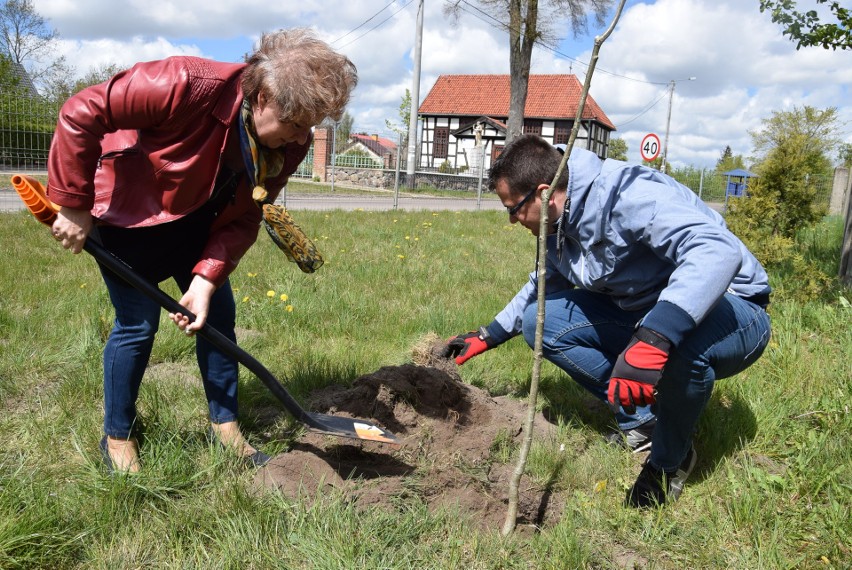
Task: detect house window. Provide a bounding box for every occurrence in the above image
[523,120,542,136]
[554,121,570,145]
[434,127,449,159]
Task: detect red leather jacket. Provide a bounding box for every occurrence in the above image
[47,56,310,286]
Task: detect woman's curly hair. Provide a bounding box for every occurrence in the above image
[242,28,358,124]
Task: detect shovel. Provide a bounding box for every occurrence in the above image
[11,174,398,446]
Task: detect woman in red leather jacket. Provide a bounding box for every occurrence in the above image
[47,28,357,473]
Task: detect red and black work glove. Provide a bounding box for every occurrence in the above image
[440,327,496,365]
[607,327,672,414]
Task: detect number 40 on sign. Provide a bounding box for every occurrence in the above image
[640,133,661,162]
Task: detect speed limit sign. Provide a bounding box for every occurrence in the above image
[640,133,661,162]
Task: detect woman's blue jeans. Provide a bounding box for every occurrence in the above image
[521,289,771,472]
[99,265,239,439]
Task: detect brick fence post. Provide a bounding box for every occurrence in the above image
[312,127,332,182]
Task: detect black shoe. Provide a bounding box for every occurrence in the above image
[207,427,270,468]
[626,445,697,508]
[99,436,114,474]
[606,419,656,453]
[248,450,271,468]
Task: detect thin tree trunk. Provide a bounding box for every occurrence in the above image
[501,0,627,537]
[505,0,537,144]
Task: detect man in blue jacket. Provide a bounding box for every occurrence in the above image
[443,134,772,508]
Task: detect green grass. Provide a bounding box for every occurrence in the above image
[0,210,850,569]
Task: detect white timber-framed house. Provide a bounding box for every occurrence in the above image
[417,74,616,174]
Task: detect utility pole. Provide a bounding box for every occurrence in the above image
[660,76,695,174]
[406,0,424,189]
[660,80,675,175]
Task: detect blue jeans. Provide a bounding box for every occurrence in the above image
[521,289,771,472]
[99,265,239,439]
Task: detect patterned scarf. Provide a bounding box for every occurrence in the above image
[239,98,324,273]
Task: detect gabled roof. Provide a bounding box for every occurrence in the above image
[451,116,507,137]
[349,133,397,156]
[723,168,757,178]
[419,74,615,130]
[7,61,38,97]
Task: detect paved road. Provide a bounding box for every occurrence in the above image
[2,186,724,214]
[0,188,504,213]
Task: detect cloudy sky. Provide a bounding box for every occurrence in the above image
[33,0,851,170]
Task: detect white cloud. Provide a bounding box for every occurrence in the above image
[52,37,204,74]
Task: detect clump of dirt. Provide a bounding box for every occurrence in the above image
[255,335,564,531]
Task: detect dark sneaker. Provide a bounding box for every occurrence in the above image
[626,445,697,508]
[606,419,656,453]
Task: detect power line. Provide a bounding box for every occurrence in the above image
[333,0,415,50]
[614,88,670,128]
[331,1,399,46]
[456,0,668,86]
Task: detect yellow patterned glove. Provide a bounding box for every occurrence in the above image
[261,203,324,273]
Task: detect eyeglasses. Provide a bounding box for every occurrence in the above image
[506,187,538,217]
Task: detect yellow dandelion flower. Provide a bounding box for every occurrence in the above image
[80,283,87,288]
[286,305,294,312]
[414,237,419,241]
[242,296,250,303]
[267,290,275,298]
[247,272,257,278]
[280,293,288,302]
[405,235,410,240]
[397,254,405,259]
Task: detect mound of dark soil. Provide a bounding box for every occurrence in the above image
[255,341,564,531]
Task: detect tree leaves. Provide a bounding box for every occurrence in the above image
[759,0,852,51]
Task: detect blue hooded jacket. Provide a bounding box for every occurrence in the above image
[487,148,771,347]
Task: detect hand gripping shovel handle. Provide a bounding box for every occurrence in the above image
[10,174,398,445]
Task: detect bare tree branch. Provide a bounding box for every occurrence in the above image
[0,0,58,64]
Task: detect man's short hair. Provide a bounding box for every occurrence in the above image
[487,134,568,196]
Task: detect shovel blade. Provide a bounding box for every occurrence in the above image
[304,412,399,446]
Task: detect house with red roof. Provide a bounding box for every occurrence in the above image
[417,74,615,172]
[342,133,399,168]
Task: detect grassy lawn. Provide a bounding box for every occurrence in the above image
[0,209,849,569]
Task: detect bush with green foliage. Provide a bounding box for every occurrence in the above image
[727,144,832,302]
[726,104,841,303]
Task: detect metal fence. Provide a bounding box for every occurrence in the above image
[0,77,57,170]
[668,168,833,209]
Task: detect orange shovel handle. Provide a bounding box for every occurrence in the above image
[10,174,59,226]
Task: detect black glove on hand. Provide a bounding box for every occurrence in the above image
[440,327,496,365]
[607,327,672,414]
